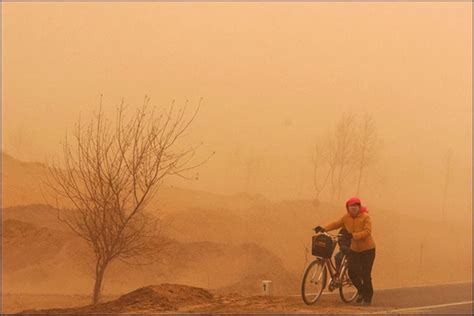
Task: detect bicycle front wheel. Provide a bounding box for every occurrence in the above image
[301,258,327,305]
[339,264,358,303]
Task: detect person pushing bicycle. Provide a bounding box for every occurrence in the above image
[315,197,376,305]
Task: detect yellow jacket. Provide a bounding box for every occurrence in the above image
[323,212,376,252]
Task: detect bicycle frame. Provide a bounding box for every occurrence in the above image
[301,230,358,305]
[313,231,348,284]
[323,253,347,285]
[326,256,338,277]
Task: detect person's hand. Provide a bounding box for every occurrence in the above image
[314,226,325,233]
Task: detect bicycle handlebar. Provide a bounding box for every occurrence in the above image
[313,230,343,240]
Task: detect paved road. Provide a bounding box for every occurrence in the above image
[419,302,472,314]
[390,302,473,314]
[320,282,473,314]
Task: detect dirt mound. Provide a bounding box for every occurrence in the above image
[21,284,214,313]
[116,284,214,309]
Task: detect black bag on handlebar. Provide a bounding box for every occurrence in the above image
[312,234,336,258]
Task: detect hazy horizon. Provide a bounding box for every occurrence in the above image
[4,2,472,214]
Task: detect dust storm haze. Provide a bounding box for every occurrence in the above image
[2,2,472,314]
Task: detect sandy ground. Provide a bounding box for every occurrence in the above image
[6,283,472,314]
[6,284,389,314]
[10,295,389,314]
[2,293,118,314]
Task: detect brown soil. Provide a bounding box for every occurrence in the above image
[20,284,213,313]
[19,283,390,314]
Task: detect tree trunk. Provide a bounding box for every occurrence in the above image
[92,264,107,304]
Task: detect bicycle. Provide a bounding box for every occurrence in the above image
[301,229,358,305]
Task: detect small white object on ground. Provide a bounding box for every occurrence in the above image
[262,280,273,296]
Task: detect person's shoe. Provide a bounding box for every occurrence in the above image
[355,293,364,303]
[362,300,372,306]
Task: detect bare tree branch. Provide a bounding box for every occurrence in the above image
[43,97,210,304]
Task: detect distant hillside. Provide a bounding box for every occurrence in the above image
[2,153,472,292]
[1,153,51,207]
[1,153,271,212]
[2,218,298,296]
[2,204,66,231]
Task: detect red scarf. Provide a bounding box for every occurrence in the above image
[345,197,368,215]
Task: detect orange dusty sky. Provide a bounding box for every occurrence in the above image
[3,2,472,214]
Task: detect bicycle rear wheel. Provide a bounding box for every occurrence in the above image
[339,264,358,303]
[301,258,327,305]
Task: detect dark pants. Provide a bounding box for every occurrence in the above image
[347,248,376,303]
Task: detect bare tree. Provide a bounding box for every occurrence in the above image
[354,113,378,196]
[45,96,208,304]
[312,115,356,206]
[311,136,333,207]
[330,113,357,202]
[312,113,380,206]
[312,113,357,205]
